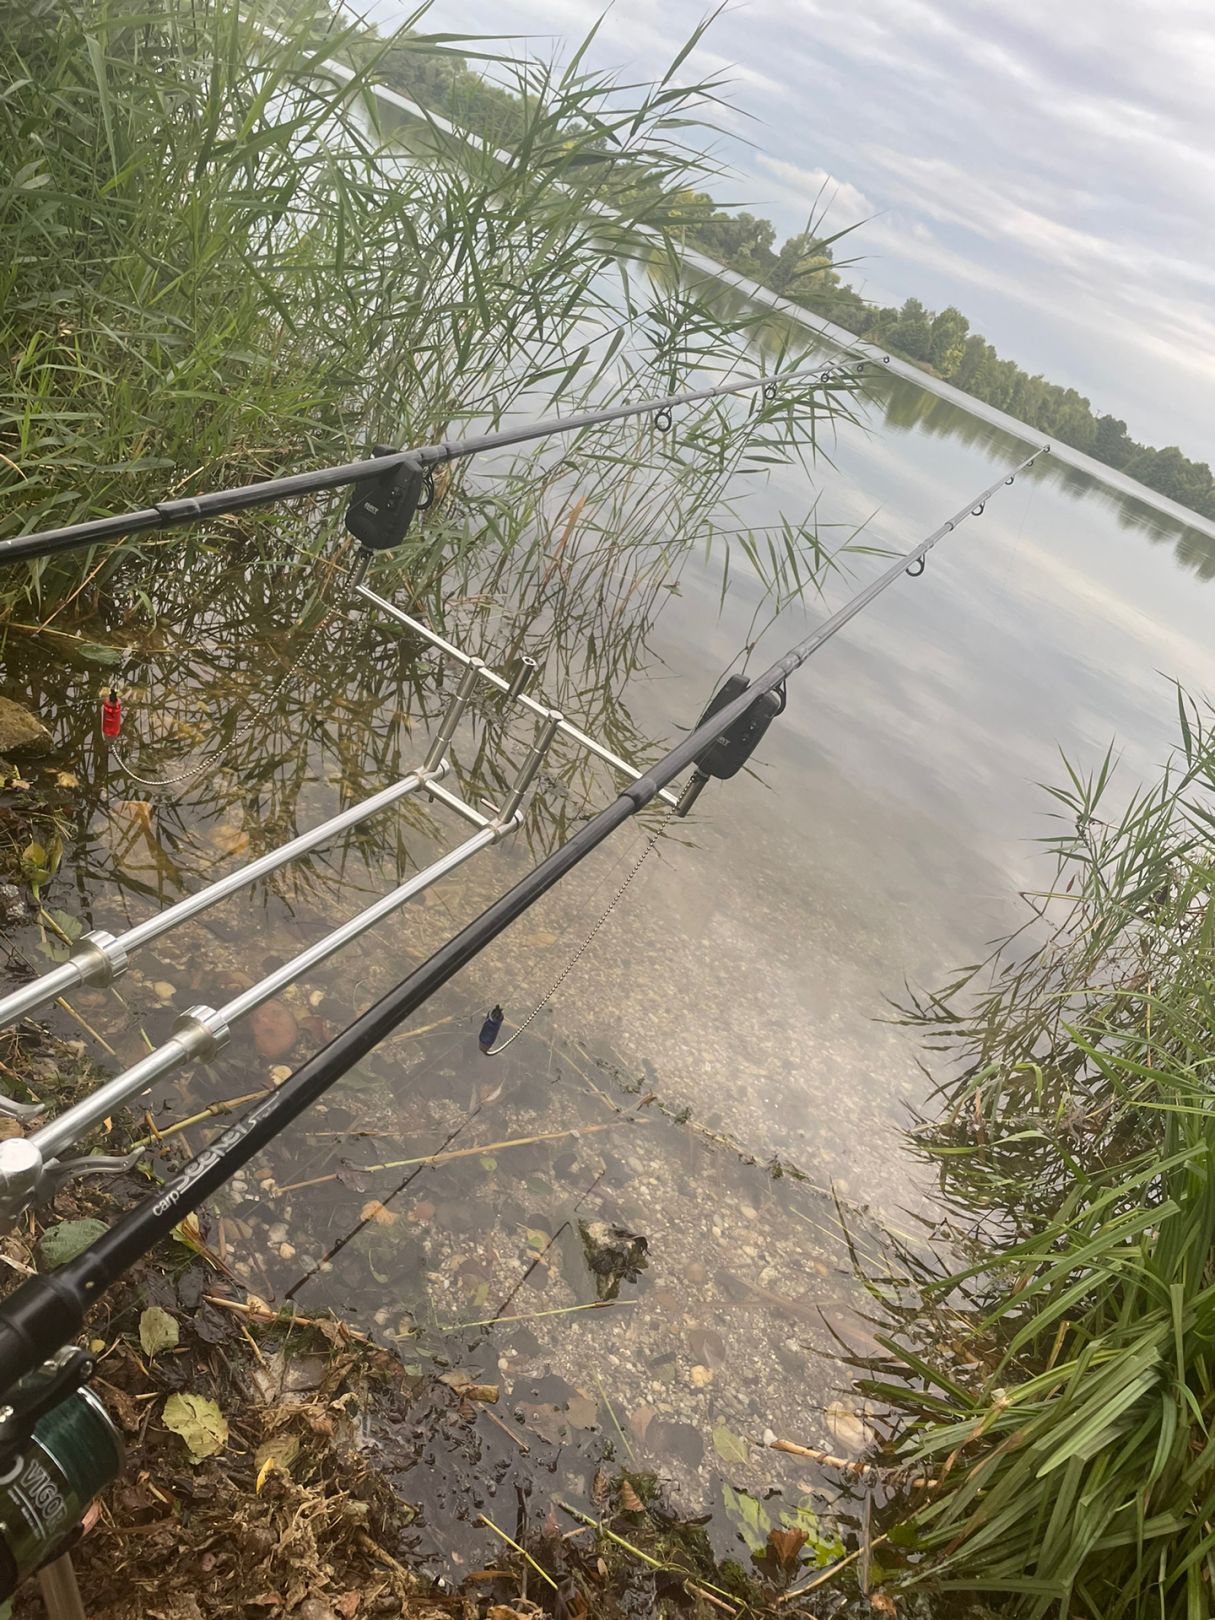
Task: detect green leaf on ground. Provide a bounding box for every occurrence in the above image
[164,1393,227,1462]
[712,1420,749,1464]
[139,1306,179,1358]
[36,1219,108,1270]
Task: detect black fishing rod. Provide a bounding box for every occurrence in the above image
[0,444,1046,1408]
[0,358,864,568]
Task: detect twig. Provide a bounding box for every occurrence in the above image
[476,1514,558,1592]
[442,1299,637,1331]
[479,1406,530,1454]
[130,1088,265,1148]
[767,1437,936,1489]
[596,1370,635,1462]
[555,1502,739,1614]
[276,1119,639,1192]
[53,996,117,1057]
[202,1293,373,1344]
[777,1541,888,1603]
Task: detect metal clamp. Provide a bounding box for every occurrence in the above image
[38,1148,145,1206]
[0,1136,145,1228]
[171,1005,231,1063]
[72,931,129,989]
[0,1096,47,1124]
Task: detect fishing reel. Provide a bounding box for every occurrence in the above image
[0,1346,121,1599]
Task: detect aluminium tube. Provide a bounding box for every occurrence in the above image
[358,586,682,807]
[28,825,498,1164]
[0,764,445,1032]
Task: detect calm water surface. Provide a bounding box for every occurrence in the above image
[2,340,1211,1568]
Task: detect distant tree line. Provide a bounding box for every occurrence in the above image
[372,37,1215,525]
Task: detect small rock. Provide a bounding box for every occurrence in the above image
[0,884,28,926]
[269,1065,291,1085]
[250,1000,299,1060]
[690,1364,714,1388]
[268,1223,288,1244]
[739,1205,758,1220]
[0,697,51,754]
[826,1399,877,1457]
[277,1242,296,1261]
[152,981,176,1001]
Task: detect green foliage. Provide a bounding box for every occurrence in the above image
[37,1218,108,1269]
[1,0,852,628]
[869,690,1215,1617]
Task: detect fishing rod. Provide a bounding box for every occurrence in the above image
[0,446,1046,1444]
[0,357,865,568]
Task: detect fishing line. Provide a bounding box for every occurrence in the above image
[482,806,675,1056]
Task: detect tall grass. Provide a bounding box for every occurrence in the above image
[862,690,1215,1618]
[0,0,855,627]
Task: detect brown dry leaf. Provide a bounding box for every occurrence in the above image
[116,799,154,830]
[360,1200,398,1228]
[449,1381,499,1403]
[766,1527,808,1572]
[210,824,249,857]
[618,1480,643,1513]
[869,1595,897,1616]
[55,771,80,789]
[628,1404,656,1443]
[332,1595,361,1619]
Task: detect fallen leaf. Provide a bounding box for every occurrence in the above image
[826,1400,875,1456]
[269,1065,292,1086]
[869,1595,897,1616]
[628,1404,655,1443]
[619,1480,643,1513]
[55,771,80,790]
[448,1381,499,1403]
[36,1219,108,1271]
[255,1432,300,1491]
[210,824,249,856]
[139,1306,179,1358]
[766,1527,808,1572]
[712,1420,749,1465]
[163,1392,228,1462]
[360,1200,398,1227]
[333,1596,361,1619]
[566,1392,598,1429]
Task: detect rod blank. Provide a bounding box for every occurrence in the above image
[0,360,849,568]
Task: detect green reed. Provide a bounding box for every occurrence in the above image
[862,688,1215,1618]
[1,0,856,629]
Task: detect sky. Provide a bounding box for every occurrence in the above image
[369,0,1215,460]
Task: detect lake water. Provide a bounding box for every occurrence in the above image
[3,300,1212,1572]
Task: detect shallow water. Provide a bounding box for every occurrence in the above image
[1,341,1211,1571]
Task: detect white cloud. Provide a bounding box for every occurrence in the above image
[752,155,874,231]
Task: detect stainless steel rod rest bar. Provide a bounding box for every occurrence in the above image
[0,762,449,1037]
[0,819,505,1222]
[357,585,682,808]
